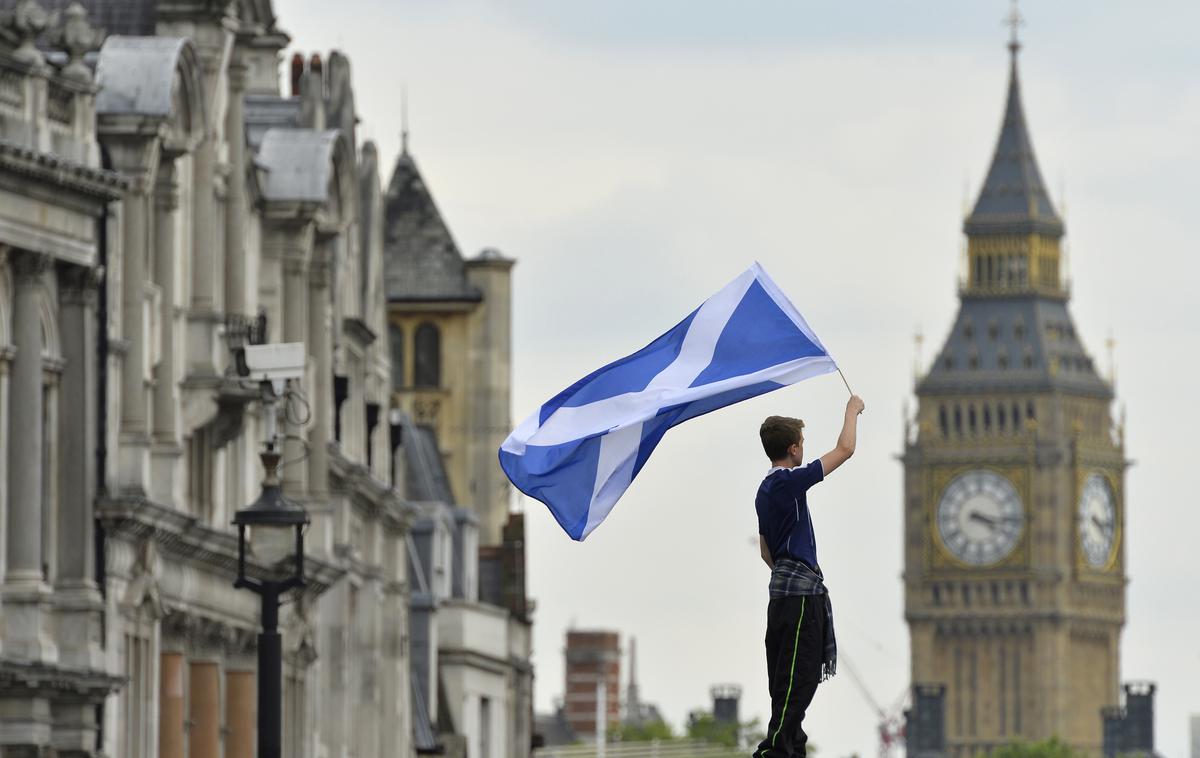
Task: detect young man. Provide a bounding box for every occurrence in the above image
[753,394,865,758]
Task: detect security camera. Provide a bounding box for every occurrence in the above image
[241,343,306,382]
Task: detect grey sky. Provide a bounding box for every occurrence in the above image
[283,2,1200,755]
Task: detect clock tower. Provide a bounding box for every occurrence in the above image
[902,36,1127,757]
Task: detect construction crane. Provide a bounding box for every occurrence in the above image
[839,650,908,758]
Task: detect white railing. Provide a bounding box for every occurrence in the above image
[534,740,744,758]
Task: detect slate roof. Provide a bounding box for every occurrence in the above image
[918,294,1110,399]
[255,128,341,203]
[0,0,157,36]
[401,414,456,504]
[244,94,302,151]
[94,36,187,116]
[383,149,481,303]
[411,672,440,753]
[964,49,1064,238]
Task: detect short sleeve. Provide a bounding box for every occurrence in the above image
[783,460,824,496]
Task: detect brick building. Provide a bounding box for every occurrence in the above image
[564,630,621,739]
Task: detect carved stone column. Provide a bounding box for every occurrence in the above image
[3,249,56,662]
[151,163,183,508]
[54,263,104,669]
[119,184,153,495]
[187,135,223,378]
[224,56,249,317]
[282,252,309,495]
[307,255,331,498]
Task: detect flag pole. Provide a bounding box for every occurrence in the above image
[836,366,854,396]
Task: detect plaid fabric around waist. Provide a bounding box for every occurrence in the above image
[769,557,826,599]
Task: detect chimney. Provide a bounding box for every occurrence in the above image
[309,52,324,96]
[290,52,304,97]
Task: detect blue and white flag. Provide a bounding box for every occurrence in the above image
[499,262,838,541]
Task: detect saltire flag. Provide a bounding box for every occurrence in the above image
[499,262,838,541]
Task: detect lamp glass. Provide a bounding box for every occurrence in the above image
[252,524,296,565]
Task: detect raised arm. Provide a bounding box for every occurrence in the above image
[818,395,865,477]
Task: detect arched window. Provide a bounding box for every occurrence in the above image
[389,324,404,391]
[938,406,948,438]
[414,322,441,388]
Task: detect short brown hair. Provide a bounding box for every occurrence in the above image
[760,416,804,461]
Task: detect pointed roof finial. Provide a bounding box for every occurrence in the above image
[1005,0,1024,57]
[401,85,409,155]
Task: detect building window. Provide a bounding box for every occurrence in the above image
[480,697,492,758]
[389,324,404,391]
[938,406,948,438]
[414,322,441,388]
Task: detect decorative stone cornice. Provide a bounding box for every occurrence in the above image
[0,137,129,201]
[162,609,257,656]
[0,659,125,699]
[97,494,346,595]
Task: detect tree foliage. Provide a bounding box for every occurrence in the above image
[611,719,676,743]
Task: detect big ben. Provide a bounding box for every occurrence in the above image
[903,31,1126,758]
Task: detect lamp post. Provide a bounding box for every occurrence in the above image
[233,389,309,758]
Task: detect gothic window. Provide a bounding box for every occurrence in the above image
[998,404,1007,432]
[983,405,992,432]
[998,352,1009,370]
[968,406,977,434]
[954,406,963,436]
[389,324,404,391]
[1026,401,1036,422]
[1012,403,1021,429]
[938,406,948,438]
[414,322,441,388]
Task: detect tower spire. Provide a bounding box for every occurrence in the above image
[1005,0,1024,57]
[400,85,409,155]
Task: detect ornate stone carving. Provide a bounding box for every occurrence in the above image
[122,539,165,620]
[285,592,319,666]
[46,2,104,83]
[0,0,57,69]
[8,249,50,283]
[58,262,103,306]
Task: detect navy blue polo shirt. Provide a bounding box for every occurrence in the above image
[756,460,825,570]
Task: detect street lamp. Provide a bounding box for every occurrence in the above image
[233,404,309,758]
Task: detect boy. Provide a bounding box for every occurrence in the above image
[753,394,865,758]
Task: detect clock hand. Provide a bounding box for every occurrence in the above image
[1091,515,1111,531]
[968,512,997,529]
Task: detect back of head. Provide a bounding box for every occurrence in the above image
[760,415,804,461]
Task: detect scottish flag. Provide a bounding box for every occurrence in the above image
[499,262,838,541]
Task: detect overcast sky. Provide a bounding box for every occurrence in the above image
[282,2,1200,755]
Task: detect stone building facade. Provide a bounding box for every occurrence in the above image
[902,37,1126,757]
[0,0,454,755]
[384,139,534,756]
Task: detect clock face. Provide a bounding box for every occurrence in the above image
[1078,473,1117,568]
[936,469,1024,566]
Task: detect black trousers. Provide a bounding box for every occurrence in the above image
[753,593,826,758]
